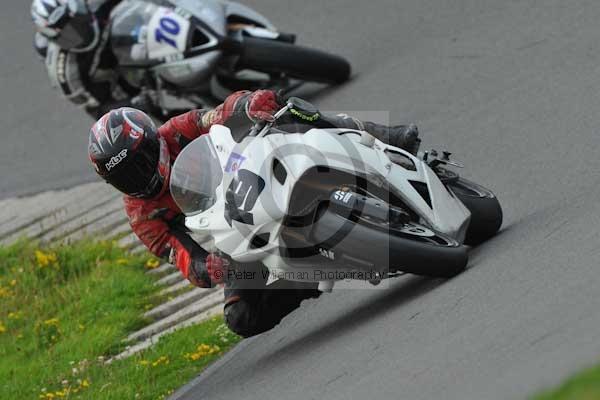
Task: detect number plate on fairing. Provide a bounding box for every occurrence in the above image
[147,7,191,60]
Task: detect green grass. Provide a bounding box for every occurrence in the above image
[0,240,240,400]
[532,364,600,400]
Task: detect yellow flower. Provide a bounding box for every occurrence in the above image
[184,344,221,361]
[140,356,170,367]
[81,379,90,388]
[8,311,22,320]
[35,250,58,268]
[44,318,60,327]
[116,258,129,265]
[9,279,17,286]
[145,258,160,269]
[151,356,169,367]
[0,286,12,298]
[0,321,6,334]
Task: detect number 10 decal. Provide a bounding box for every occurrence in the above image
[147,8,191,59]
[155,17,181,49]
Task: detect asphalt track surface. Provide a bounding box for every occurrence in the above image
[3,1,600,399]
[0,2,98,199]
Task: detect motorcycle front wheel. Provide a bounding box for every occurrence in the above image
[309,206,469,278]
[447,178,503,246]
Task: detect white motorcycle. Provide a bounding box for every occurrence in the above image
[110,0,351,112]
[170,99,503,291]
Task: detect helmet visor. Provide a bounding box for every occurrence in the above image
[48,5,99,51]
[103,137,162,198]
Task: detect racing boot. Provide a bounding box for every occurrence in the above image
[362,122,421,155]
[324,113,421,155]
[285,97,422,154]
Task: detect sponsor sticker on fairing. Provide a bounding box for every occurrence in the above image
[225,152,246,173]
[333,190,353,203]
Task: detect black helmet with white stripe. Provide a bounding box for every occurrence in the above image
[31,0,100,52]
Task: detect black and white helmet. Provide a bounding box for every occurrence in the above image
[31,0,100,53]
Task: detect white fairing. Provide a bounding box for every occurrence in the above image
[178,125,471,274]
[169,0,227,35]
[110,0,278,88]
[222,1,277,30]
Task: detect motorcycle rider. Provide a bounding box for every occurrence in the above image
[89,89,420,337]
[31,0,161,119]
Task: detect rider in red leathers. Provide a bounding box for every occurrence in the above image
[89,89,420,337]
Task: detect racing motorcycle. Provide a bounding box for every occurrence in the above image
[170,99,503,291]
[109,0,351,113]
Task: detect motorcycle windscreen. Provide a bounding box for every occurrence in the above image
[110,1,160,66]
[170,136,223,216]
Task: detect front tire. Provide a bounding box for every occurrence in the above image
[448,178,503,246]
[310,208,468,278]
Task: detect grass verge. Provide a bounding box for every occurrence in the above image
[532,364,600,400]
[0,240,240,400]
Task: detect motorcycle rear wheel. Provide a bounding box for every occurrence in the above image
[236,37,351,84]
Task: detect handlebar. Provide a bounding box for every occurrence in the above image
[250,102,293,137]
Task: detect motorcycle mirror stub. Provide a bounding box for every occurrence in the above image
[359,132,375,147]
[424,149,464,169]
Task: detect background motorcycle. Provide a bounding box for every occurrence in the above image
[169,99,503,291]
[110,0,352,115]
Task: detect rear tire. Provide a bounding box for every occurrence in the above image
[448,178,503,246]
[237,37,351,84]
